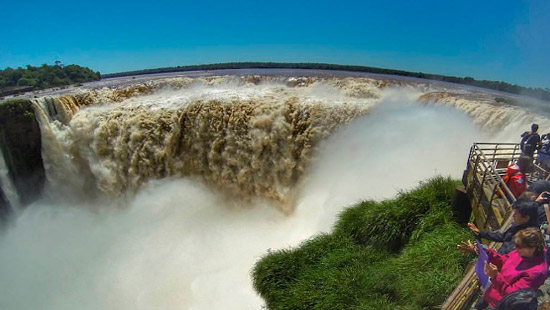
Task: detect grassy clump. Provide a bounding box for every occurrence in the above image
[392,224,471,307]
[334,176,458,252]
[252,176,471,310]
[252,233,359,303]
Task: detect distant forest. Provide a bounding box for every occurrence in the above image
[103,62,550,102]
[0,63,101,97]
[3,62,549,102]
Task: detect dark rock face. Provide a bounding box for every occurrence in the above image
[0,99,45,212]
[0,188,8,220]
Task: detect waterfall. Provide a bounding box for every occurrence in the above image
[30,76,382,210]
[27,75,550,209]
[3,72,550,310]
[419,91,550,140]
[0,145,20,211]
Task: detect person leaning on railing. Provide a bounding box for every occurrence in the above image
[467,198,539,254]
[457,227,547,309]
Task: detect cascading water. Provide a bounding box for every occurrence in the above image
[419,90,550,139]
[30,76,381,210]
[0,147,20,211]
[1,73,549,310]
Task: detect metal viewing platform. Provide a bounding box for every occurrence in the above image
[443,142,549,310]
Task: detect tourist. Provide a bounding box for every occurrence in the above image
[457,228,547,309]
[467,198,538,254]
[501,157,529,199]
[520,124,541,159]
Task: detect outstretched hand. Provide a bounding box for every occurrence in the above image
[468,223,480,235]
[456,240,478,255]
[484,261,498,278]
[536,192,550,203]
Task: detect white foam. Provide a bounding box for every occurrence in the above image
[0,88,487,310]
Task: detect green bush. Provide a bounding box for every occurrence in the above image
[0,64,100,95]
[0,99,33,118]
[391,224,472,308]
[252,176,470,310]
[255,244,391,310]
[253,233,358,304]
[333,176,459,252]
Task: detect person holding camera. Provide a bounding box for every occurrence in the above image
[534,192,550,268]
[535,191,550,233]
[467,198,539,254]
[458,228,547,309]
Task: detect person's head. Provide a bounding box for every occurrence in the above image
[495,289,538,310]
[496,289,538,310]
[513,227,544,258]
[531,123,539,133]
[512,198,538,226]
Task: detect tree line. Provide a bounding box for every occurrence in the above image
[103,62,550,102]
[3,62,549,102]
[0,64,101,96]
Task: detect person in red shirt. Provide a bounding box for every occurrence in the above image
[502,156,530,199]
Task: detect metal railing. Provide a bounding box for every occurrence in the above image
[464,143,519,230]
[442,142,538,310]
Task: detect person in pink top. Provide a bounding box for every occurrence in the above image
[458,227,547,309]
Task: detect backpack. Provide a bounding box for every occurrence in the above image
[502,164,526,198]
[521,133,540,156]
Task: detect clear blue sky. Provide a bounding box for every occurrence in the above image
[1,0,549,88]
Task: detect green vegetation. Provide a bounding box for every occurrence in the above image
[102,62,550,102]
[3,61,548,102]
[0,99,33,119]
[252,176,472,310]
[0,63,100,96]
[4,61,546,102]
[0,99,36,133]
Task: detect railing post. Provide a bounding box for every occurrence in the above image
[473,155,480,179]
[479,163,490,228]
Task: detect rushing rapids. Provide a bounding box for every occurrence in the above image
[28,74,550,210]
[418,90,550,139]
[31,76,384,211]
